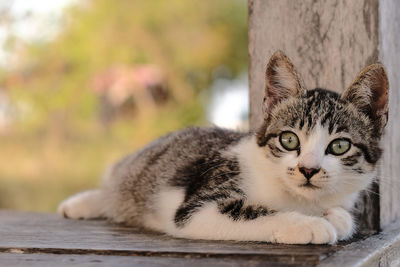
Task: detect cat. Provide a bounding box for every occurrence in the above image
[58,51,388,244]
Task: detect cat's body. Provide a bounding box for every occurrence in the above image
[58,51,388,244]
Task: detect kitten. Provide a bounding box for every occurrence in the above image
[58,51,388,244]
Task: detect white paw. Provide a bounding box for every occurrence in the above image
[324,207,354,240]
[272,216,337,244]
[57,190,103,220]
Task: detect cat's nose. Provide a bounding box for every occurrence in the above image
[299,167,320,180]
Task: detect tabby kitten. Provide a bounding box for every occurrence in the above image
[58,51,388,244]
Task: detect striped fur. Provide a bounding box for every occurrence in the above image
[58,51,388,244]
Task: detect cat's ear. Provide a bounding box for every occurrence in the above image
[342,63,389,134]
[264,51,305,113]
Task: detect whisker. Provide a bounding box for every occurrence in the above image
[343,175,400,188]
[340,181,381,197]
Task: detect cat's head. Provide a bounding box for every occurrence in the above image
[257,51,388,200]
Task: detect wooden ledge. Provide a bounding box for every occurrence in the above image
[0,210,399,266]
[319,221,400,267]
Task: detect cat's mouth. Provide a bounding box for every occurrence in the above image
[300,181,320,189]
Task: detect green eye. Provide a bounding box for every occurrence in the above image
[279,131,300,151]
[327,138,351,156]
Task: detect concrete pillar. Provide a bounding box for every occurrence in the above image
[248,0,400,231]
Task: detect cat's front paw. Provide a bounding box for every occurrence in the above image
[58,195,88,219]
[272,216,337,244]
[57,190,102,220]
[324,207,354,240]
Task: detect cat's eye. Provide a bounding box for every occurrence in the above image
[327,138,351,156]
[279,131,299,151]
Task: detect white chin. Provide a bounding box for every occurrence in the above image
[291,184,323,199]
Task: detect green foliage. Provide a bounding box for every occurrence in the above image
[0,0,247,211]
[25,0,247,95]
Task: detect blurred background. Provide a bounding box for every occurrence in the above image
[0,0,248,212]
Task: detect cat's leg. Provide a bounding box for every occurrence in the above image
[324,207,354,240]
[57,190,104,219]
[166,202,337,244]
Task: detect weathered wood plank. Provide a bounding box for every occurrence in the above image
[0,211,342,265]
[2,211,400,266]
[0,253,299,267]
[378,0,400,229]
[319,221,400,266]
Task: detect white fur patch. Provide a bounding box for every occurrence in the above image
[166,202,337,244]
[324,206,354,240]
[142,184,339,244]
[143,187,185,232]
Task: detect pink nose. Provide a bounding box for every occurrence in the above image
[299,167,320,180]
